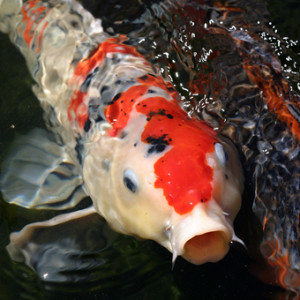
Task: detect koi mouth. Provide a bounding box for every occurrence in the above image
[183,231,230,265]
[168,200,235,265]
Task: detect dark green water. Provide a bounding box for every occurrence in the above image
[0,0,299,299]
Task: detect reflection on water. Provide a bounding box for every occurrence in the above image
[0,0,300,299]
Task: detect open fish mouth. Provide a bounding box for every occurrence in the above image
[166,200,234,265]
[183,231,231,265]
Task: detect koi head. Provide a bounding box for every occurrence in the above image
[83,96,244,265]
[164,136,244,264]
[68,39,242,264]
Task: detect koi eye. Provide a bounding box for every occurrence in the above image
[215,143,229,168]
[123,169,139,193]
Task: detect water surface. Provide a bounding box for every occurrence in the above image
[0,0,299,299]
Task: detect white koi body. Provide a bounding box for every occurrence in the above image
[0,0,244,265]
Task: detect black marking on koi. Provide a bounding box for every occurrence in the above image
[80,67,99,93]
[101,85,109,94]
[84,119,91,132]
[75,138,84,164]
[71,20,79,28]
[140,75,148,81]
[146,109,174,121]
[146,134,170,145]
[112,93,121,103]
[95,116,103,123]
[115,78,136,85]
[112,55,121,64]
[107,93,122,105]
[147,144,167,155]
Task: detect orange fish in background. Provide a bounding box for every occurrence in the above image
[168,0,300,294]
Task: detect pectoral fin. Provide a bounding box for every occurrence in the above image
[0,128,87,210]
[6,206,120,282]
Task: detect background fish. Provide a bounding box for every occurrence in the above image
[152,0,300,294]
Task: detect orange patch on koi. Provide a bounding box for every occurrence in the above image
[137,97,217,214]
[68,90,88,129]
[34,20,49,53]
[73,37,147,80]
[21,0,48,51]
[104,74,179,136]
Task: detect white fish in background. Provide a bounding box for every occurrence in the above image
[0,0,244,267]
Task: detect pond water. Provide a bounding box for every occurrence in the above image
[0,0,299,299]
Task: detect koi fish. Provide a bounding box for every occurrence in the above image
[0,0,244,267]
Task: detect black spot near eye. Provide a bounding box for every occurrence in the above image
[123,169,139,193]
[147,144,166,155]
